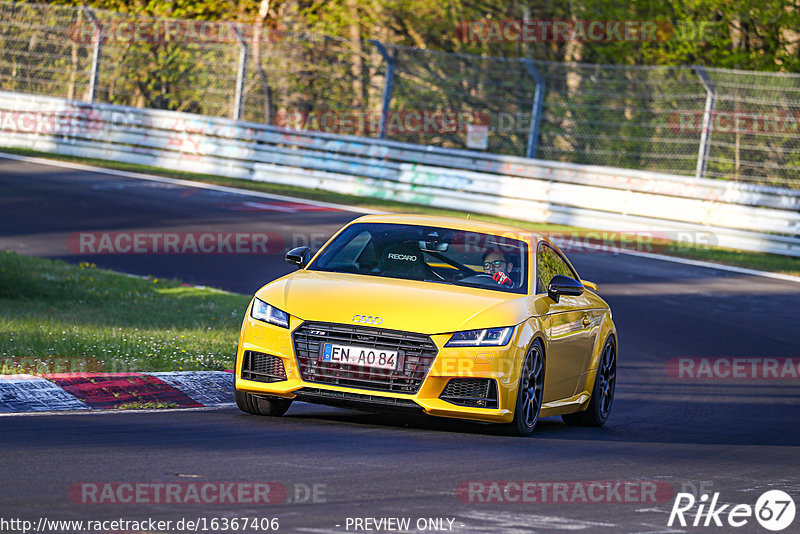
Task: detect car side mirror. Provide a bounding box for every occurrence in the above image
[285,246,310,269]
[547,274,584,303]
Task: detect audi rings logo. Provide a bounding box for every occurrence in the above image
[352,315,383,325]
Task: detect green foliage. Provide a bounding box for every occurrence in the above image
[43,0,799,70]
[54,0,255,20]
[0,251,249,373]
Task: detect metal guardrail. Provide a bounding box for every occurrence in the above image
[0,90,798,257]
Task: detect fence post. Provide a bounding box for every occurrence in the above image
[523,59,545,159]
[82,6,102,103]
[369,40,396,140]
[694,65,716,179]
[232,24,250,121]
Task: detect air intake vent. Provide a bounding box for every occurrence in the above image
[241,351,287,383]
[439,378,498,408]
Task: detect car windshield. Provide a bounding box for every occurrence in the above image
[308,222,529,294]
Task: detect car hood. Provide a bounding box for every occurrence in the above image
[255,270,531,335]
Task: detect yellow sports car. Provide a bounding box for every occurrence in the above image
[234,214,617,436]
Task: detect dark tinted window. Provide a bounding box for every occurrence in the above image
[536,243,577,293]
[310,223,529,294]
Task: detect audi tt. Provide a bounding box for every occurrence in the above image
[234,214,617,436]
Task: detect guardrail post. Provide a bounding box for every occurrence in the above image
[232,24,250,121]
[694,65,716,179]
[369,40,396,140]
[82,6,103,103]
[523,59,545,159]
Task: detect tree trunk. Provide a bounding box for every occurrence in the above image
[346,0,365,110]
[68,9,82,100]
[251,0,272,123]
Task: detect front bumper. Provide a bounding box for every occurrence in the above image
[234,313,526,424]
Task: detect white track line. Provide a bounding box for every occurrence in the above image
[2,151,799,285]
[0,152,382,215]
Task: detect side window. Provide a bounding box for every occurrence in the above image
[326,230,371,269]
[536,244,576,294]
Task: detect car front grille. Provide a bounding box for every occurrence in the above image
[292,322,438,393]
[439,378,498,408]
[241,351,287,383]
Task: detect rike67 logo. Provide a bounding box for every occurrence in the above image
[669,490,795,531]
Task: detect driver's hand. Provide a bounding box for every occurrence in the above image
[492,271,513,287]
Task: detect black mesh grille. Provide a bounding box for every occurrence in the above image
[292,322,438,393]
[294,388,421,409]
[241,351,287,383]
[440,378,498,408]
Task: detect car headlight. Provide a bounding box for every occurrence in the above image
[445,327,514,347]
[250,298,289,328]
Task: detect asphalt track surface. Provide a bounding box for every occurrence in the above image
[1,156,799,533]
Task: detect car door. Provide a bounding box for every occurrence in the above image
[536,242,594,402]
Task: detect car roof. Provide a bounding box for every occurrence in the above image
[351,213,543,244]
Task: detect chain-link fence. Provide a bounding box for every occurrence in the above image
[1,2,798,187]
[534,63,706,177]
[241,33,387,129]
[0,2,93,101]
[703,69,800,185]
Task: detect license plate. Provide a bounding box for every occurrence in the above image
[320,343,401,371]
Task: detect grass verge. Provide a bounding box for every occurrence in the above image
[1,147,799,276]
[0,251,249,374]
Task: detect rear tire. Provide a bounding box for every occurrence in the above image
[562,336,616,427]
[235,389,293,416]
[501,339,545,437]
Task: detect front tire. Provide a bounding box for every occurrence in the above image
[235,389,293,416]
[562,336,616,427]
[502,339,545,437]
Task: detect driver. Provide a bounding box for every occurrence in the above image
[483,250,515,288]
